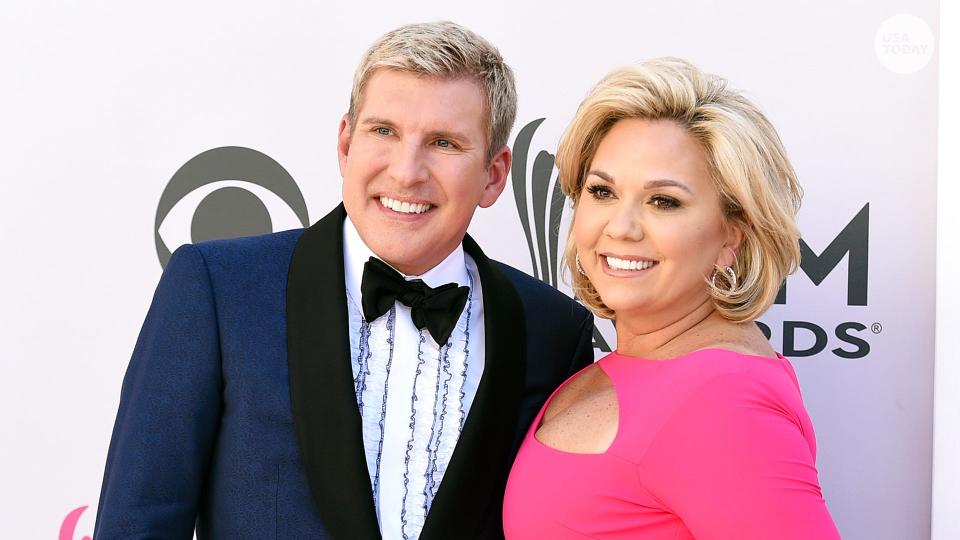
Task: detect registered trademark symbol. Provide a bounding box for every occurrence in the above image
[871,323,883,334]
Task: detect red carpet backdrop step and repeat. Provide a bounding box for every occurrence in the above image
[0,2,938,539]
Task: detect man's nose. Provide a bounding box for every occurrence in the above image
[388,140,428,186]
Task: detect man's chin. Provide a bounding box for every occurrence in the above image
[369,242,449,276]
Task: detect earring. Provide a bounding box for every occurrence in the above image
[711,265,737,291]
[575,253,586,275]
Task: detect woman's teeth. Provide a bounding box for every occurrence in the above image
[606,256,656,271]
[380,196,432,214]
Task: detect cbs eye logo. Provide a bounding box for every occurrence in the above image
[154,146,310,268]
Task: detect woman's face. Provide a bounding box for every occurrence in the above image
[573,118,740,323]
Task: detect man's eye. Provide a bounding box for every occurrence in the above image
[376,127,392,136]
[435,139,453,149]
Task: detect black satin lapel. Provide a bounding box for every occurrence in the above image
[287,203,381,540]
[419,234,526,540]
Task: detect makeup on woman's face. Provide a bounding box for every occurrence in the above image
[573,118,738,320]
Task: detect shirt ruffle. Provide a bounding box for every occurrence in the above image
[348,259,481,539]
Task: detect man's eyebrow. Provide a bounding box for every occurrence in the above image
[358,116,397,127]
[426,128,473,143]
[356,118,472,142]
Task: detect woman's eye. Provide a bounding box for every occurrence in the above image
[586,184,614,200]
[650,195,681,209]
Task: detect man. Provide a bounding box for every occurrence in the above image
[94,21,594,539]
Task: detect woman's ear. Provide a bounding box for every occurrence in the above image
[717,220,745,267]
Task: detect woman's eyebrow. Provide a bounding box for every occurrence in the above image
[587,169,614,182]
[644,178,692,194]
[587,170,693,194]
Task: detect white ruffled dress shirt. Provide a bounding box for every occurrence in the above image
[342,217,485,540]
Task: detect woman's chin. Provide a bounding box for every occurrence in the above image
[597,297,652,318]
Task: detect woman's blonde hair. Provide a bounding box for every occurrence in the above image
[556,58,802,322]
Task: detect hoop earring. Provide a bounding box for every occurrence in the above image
[575,253,586,276]
[711,265,737,291]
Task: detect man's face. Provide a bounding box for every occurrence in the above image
[338,69,511,275]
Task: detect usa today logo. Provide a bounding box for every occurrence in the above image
[511,118,874,359]
[874,14,935,75]
[154,146,310,268]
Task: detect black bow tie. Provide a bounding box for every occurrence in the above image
[360,257,470,346]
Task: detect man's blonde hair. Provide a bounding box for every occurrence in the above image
[556,58,802,322]
[348,21,517,163]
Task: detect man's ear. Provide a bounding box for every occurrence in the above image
[717,220,745,267]
[478,145,512,208]
[337,114,351,177]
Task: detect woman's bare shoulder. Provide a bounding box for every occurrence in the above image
[669,318,777,359]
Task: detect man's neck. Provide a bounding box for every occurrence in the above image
[342,217,470,310]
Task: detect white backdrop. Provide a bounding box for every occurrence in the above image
[0,1,941,538]
[933,1,959,538]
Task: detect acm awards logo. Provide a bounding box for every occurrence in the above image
[510,118,874,359]
[510,118,614,353]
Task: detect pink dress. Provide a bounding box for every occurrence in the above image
[503,349,840,539]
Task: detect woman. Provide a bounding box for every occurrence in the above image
[503,59,840,539]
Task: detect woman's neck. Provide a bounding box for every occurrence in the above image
[613,298,719,360]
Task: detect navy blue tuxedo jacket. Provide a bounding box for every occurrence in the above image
[94,204,594,539]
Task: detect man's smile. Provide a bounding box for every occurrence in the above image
[378,195,434,214]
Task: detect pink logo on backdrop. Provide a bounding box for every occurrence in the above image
[59,506,91,540]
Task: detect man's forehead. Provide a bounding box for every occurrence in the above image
[356,71,488,135]
[365,67,479,90]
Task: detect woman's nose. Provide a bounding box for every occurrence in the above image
[604,203,645,241]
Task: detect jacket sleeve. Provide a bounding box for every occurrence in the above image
[567,309,596,376]
[94,244,223,539]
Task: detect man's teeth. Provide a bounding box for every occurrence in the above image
[606,256,656,271]
[380,196,432,214]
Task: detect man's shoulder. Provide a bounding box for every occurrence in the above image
[188,228,305,262]
[491,260,591,323]
[171,228,307,281]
